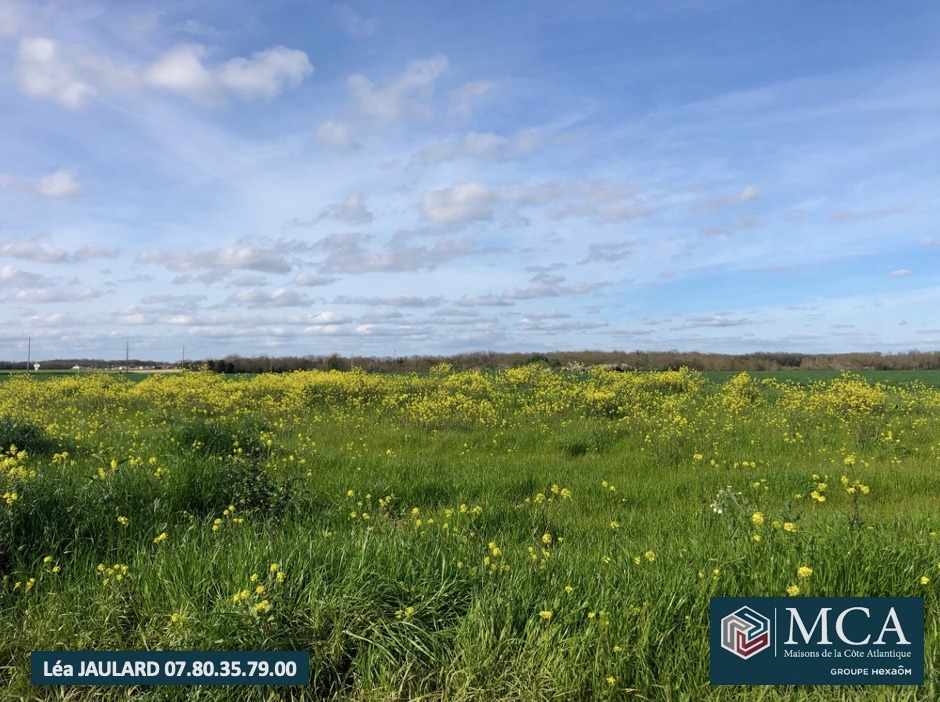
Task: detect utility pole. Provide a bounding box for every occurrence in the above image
[27,337,30,373]
[182,346,185,368]
[125,337,129,369]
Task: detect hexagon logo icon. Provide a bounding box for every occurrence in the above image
[721,606,771,660]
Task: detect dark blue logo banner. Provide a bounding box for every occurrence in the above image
[710,598,923,685]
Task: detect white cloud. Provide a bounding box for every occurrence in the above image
[0,238,68,262]
[454,294,514,307]
[417,127,543,166]
[0,0,27,37]
[418,131,510,165]
[321,191,373,224]
[0,264,45,286]
[421,181,497,225]
[0,168,83,198]
[359,308,405,322]
[890,268,912,277]
[503,279,606,300]
[681,314,751,328]
[348,55,448,126]
[227,288,312,308]
[333,4,379,37]
[334,295,442,307]
[15,35,311,109]
[72,245,119,261]
[6,287,103,304]
[316,119,360,151]
[580,241,632,264]
[317,233,477,273]
[144,44,214,99]
[293,271,335,287]
[541,181,651,223]
[518,317,608,332]
[448,79,496,117]
[15,37,98,109]
[34,169,83,198]
[138,241,306,274]
[145,44,313,103]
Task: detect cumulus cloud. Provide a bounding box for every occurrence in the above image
[454,294,514,307]
[418,131,509,165]
[72,244,119,261]
[890,268,912,277]
[333,4,379,37]
[499,180,651,224]
[14,36,311,109]
[137,240,308,274]
[0,237,116,262]
[419,309,482,326]
[316,119,360,151]
[333,294,442,307]
[293,270,336,287]
[0,169,83,198]
[680,314,751,328]
[227,288,312,308]
[359,308,405,322]
[417,128,542,166]
[35,169,83,198]
[518,317,608,332]
[348,54,447,126]
[0,238,68,262]
[448,79,496,117]
[4,287,103,304]
[319,191,373,224]
[580,241,632,264]
[543,182,650,223]
[145,43,313,104]
[503,278,607,300]
[140,294,207,307]
[421,181,497,225]
[317,232,477,273]
[14,37,101,109]
[0,264,46,286]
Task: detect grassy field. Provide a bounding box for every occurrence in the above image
[0,367,938,700]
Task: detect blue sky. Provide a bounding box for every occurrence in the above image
[2,0,939,361]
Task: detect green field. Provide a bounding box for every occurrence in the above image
[0,368,938,700]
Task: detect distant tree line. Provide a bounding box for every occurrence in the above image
[5,350,940,374]
[0,358,166,371]
[196,350,940,374]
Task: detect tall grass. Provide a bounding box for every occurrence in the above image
[0,368,937,700]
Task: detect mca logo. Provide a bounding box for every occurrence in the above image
[721,606,771,660]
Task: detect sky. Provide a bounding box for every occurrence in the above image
[1,0,939,362]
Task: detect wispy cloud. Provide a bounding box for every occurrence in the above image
[332,4,379,38]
